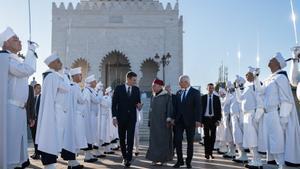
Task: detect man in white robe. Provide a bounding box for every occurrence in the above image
[262,52,300,168]
[82,75,101,162]
[0,27,37,169]
[231,76,248,163]
[35,53,69,169]
[61,67,84,169]
[134,108,143,156]
[236,67,264,168]
[215,88,228,154]
[100,87,115,154]
[222,81,235,159]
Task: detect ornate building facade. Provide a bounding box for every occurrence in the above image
[52,0,183,91]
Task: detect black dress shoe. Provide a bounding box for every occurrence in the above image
[135,152,139,156]
[186,163,192,168]
[204,155,210,160]
[96,154,106,158]
[125,161,131,167]
[267,160,277,165]
[223,154,235,159]
[210,155,215,159]
[104,151,115,154]
[84,158,98,163]
[173,161,184,168]
[244,164,263,169]
[30,153,40,160]
[67,165,84,169]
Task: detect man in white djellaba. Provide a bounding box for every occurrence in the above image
[214,88,228,154]
[60,67,85,169]
[235,67,265,169]
[231,75,248,164]
[82,75,101,162]
[222,81,235,159]
[35,53,69,169]
[0,27,37,169]
[261,52,300,169]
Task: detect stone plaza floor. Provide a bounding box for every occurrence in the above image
[27,142,296,169]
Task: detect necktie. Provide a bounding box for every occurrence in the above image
[208,95,213,115]
[181,90,186,102]
[127,86,131,97]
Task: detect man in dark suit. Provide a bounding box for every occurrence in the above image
[30,83,41,160]
[173,75,201,168]
[112,71,142,168]
[201,83,221,160]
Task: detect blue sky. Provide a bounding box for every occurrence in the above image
[0,0,299,91]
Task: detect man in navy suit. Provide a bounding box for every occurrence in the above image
[173,75,201,168]
[201,83,221,160]
[112,71,143,168]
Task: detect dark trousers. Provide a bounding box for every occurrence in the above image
[61,149,76,161]
[174,119,195,164]
[30,125,39,155]
[39,151,57,165]
[203,117,217,156]
[118,121,135,161]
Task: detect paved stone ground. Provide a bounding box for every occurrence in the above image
[27,142,296,169]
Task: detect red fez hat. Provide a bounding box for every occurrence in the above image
[153,79,164,86]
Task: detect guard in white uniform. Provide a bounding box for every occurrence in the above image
[82,75,101,162]
[36,53,69,169]
[231,76,248,163]
[261,52,300,169]
[236,67,264,168]
[0,27,37,169]
[222,81,235,159]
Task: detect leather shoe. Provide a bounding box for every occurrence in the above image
[30,153,40,160]
[84,158,98,163]
[173,161,184,168]
[67,165,84,169]
[125,160,131,167]
[210,155,215,159]
[186,163,192,168]
[205,154,210,160]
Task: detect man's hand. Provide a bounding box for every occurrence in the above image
[113,118,118,127]
[195,121,201,128]
[29,119,35,128]
[215,121,220,126]
[136,103,143,111]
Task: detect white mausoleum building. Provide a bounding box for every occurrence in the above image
[52,0,183,92]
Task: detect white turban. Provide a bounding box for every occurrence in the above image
[70,67,81,76]
[44,53,60,66]
[85,75,96,83]
[273,52,286,69]
[0,27,16,47]
[236,75,246,85]
[226,81,234,89]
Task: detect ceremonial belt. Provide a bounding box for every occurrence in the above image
[264,106,280,113]
[8,99,26,109]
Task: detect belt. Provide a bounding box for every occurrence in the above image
[8,99,26,109]
[264,106,280,113]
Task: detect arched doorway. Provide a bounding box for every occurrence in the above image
[71,57,90,79]
[100,50,131,89]
[139,58,159,93]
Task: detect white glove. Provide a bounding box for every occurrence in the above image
[27,41,38,52]
[254,108,264,123]
[280,117,289,130]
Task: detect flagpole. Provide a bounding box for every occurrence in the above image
[256,32,260,67]
[290,0,298,45]
[28,0,32,41]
